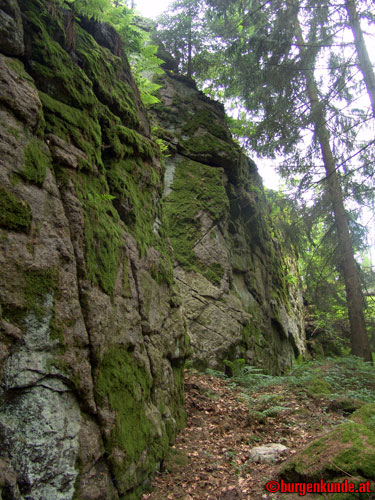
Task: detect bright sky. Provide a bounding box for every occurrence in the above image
[135,0,171,19]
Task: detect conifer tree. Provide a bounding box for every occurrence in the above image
[156,0,207,77]
[344,0,375,116]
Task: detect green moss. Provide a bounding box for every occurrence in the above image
[24,268,57,320]
[3,267,58,331]
[5,56,35,84]
[335,423,375,478]
[97,347,156,489]
[21,0,96,109]
[182,133,237,158]
[282,422,375,482]
[306,378,333,396]
[23,138,49,185]
[105,155,172,267]
[0,186,32,232]
[72,172,123,296]
[352,404,375,433]
[75,25,140,129]
[100,107,157,161]
[181,108,229,141]
[164,158,229,283]
[39,92,101,171]
[201,262,225,285]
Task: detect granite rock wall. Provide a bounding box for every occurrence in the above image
[152,72,306,374]
[0,1,187,498]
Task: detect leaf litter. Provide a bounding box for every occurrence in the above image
[141,367,350,500]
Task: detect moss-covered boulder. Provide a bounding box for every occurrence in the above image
[352,403,375,433]
[280,404,375,497]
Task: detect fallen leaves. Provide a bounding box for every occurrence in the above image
[141,370,345,500]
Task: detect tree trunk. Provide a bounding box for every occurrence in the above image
[345,0,375,117]
[294,18,373,362]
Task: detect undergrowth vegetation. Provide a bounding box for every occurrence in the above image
[207,356,375,409]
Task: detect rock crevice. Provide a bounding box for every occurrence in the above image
[0,1,305,498]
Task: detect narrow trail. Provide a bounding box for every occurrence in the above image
[142,369,345,500]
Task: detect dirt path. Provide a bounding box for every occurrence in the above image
[142,369,345,500]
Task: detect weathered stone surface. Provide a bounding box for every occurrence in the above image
[46,134,88,169]
[0,458,21,499]
[154,71,306,374]
[0,0,24,56]
[0,55,41,128]
[249,443,289,464]
[153,74,240,169]
[0,3,187,498]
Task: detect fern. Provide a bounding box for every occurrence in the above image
[57,0,164,108]
[261,405,291,417]
[59,0,111,21]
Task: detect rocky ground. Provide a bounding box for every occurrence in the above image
[141,367,351,500]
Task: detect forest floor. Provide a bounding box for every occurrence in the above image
[140,361,367,500]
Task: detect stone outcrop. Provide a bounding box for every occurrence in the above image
[152,73,306,374]
[280,403,375,486]
[0,1,187,498]
[0,0,306,498]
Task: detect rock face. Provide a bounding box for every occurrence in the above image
[153,73,306,374]
[0,1,187,498]
[0,1,306,498]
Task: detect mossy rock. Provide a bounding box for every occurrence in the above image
[281,421,375,483]
[97,347,153,491]
[23,138,50,185]
[306,378,333,396]
[0,186,32,232]
[328,397,365,415]
[164,157,228,284]
[96,347,185,495]
[352,403,375,433]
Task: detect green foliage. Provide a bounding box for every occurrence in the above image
[155,0,209,77]
[60,0,111,20]
[129,44,164,107]
[288,357,375,403]
[211,356,375,403]
[224,358,245,377]
[0,187,32,232]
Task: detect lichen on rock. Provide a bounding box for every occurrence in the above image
[0,1,188,498]
[153,71,306,374]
